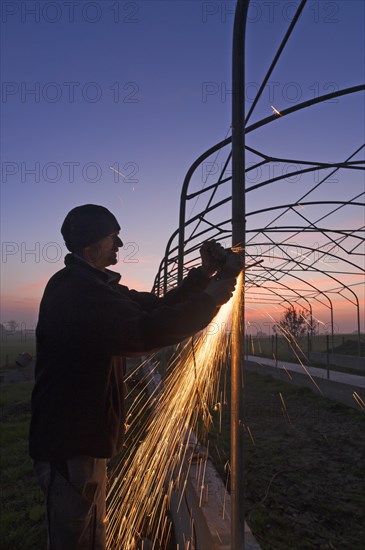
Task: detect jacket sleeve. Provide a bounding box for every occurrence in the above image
[37,262,217,361]
[88,282,218,356]
[116,267,212,312]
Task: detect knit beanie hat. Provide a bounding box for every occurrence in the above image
[61,204,121,252]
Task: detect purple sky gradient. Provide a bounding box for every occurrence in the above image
[1,0,364,332]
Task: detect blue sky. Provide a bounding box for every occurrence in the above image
[1,0,364,331]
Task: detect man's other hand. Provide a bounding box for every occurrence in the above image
[222,250,244,278]
[204,277,236,306]
[200,240,226,277]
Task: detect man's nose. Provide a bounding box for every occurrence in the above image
[115,235,123,247]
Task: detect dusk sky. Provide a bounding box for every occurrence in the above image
[1,0,364,333]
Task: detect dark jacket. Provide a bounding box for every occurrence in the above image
[29,254,217,460]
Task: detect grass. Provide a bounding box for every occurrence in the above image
[205,371,365,550]
[0,333,36,368]
[0,382,47,550]
[0,383,35,407]
[1,368,364,549]
[248,333,364,355]
[0,373,166,550]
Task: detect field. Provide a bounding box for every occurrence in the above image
[245,333,364,376]
[0,382,46,549]
[1,332,363,374]
[246,332,364,358]
[0,332,36,368]
[1,367,364,549]
[207,372,365,550]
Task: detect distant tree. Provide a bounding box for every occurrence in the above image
[274,307,316,343]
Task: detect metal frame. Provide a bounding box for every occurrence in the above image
[152,1,365,547]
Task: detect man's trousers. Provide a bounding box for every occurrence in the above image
[34,456,107,550]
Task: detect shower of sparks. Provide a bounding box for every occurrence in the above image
[279,392,291,424]
[271,105,282,117]
[353,391,365,410]
[265,311,323,395]
[198,444,209,507]
[281,366,293,380]
[109,166,127,179]
[223,461,231,520]
[245,424,256,446]
[106,274,244,549]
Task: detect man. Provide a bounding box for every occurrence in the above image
[29,204,240,550]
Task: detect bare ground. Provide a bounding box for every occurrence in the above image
[207,370,365,550]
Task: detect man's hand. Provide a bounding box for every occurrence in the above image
[204,277,236,306]
[216,250,244,279]
[200,240,226,277]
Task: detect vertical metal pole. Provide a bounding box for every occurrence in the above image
[309,302,313,354]
[330,305,334,353]
[231,2,249,549]
[275,333,278,368]
[356,301,361,358]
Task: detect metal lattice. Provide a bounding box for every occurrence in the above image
[152,1,364,354]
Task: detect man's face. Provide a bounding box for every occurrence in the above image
[83,232,123,270]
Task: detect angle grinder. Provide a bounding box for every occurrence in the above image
[215,249,263,280]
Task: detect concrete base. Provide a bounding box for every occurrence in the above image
[169,437,260,550]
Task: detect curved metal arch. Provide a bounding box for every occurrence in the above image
[178,87,364,234]
[184,161,364,201]
[150,4,365,547]
[253,264,335,333]
[140,4,365,550]
[246,277,315,328]
[239,239,362,353]
[153,0,365,345]
[245,236,364,276]
[246,163,364,193]
[247,249,362,349]
[177,92,364,280]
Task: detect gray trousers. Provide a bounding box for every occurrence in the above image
[34,456,107,550]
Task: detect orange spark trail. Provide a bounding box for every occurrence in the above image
[106,274,244,549]
[353,391,365,410]
[265,311,323,394]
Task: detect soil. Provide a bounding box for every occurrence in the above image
[207,371,365,550]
